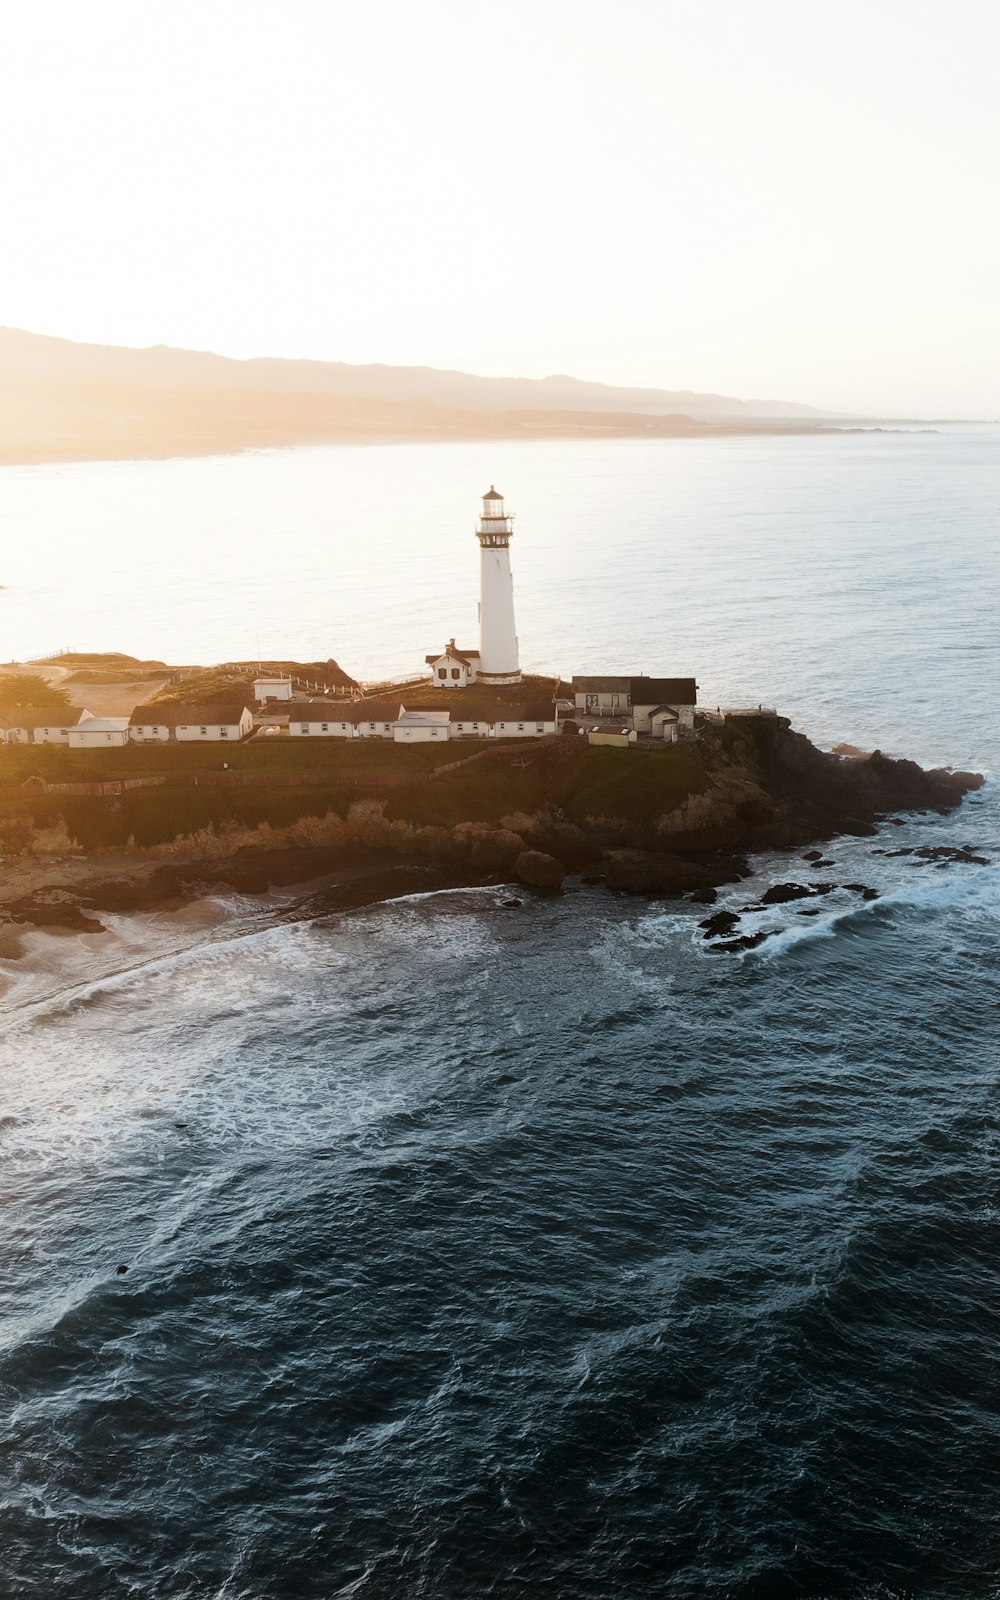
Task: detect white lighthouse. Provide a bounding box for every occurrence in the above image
[476,486,521,684]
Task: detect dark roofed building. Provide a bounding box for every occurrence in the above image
[285,699,355,722]
[573,675,696,709]
[571,675,633,695]
[450,698,554,723]
[571,674,698,737]
[628,676,698,705]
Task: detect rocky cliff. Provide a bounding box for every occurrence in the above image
[0,716,982,934]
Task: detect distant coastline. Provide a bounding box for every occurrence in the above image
[0,416,896,471]
[0,322,897,469]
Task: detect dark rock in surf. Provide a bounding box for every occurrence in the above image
[882,844,989,866]
[700,911,741,939]
[602,849,734,897]
[760,882,814,905]
[708,930,774,954]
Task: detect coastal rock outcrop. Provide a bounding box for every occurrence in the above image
[514,850,566,891]
[452,824,526,868]
[602,849,740,896]
[0,712,985,932]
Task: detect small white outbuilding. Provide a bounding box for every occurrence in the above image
[69,712,131,748]
[393,708,451,742]
[254,677,294,703]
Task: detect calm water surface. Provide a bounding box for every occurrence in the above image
[0,431,998,1598]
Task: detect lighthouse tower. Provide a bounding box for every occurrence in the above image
[476,486,521,684]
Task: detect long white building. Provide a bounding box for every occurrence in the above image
[288,699,558,741]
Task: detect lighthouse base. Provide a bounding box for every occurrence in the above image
[477,670,523,686]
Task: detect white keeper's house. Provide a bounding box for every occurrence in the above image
[425,641,481,688]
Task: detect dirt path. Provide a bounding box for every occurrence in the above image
[0,662,170,716]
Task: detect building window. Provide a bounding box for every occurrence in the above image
[517,723,524,731]
[383,724,390,732]
[369,722,375,731]
[431,729,438,737]
[500,722,506,730]
[438,668,447,680]
[200,727,207,735]
[220,728,228,737]
[472,722,478,730]
[321,724,329,732]
[105,733,113,742]
[301,725,309,734]
[451,668,460,680]
[340,723,347,730]
[536,725,544,733]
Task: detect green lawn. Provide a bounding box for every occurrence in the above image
[387,740,712,828]
[0,736,462,783]
[0,735,716,850]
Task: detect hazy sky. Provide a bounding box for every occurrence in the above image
[1,0,997,416]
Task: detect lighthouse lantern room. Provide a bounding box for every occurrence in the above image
[476,486,522,683]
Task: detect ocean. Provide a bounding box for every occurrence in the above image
[1,430,998,1598]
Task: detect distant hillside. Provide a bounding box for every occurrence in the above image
[0,325,837,466]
